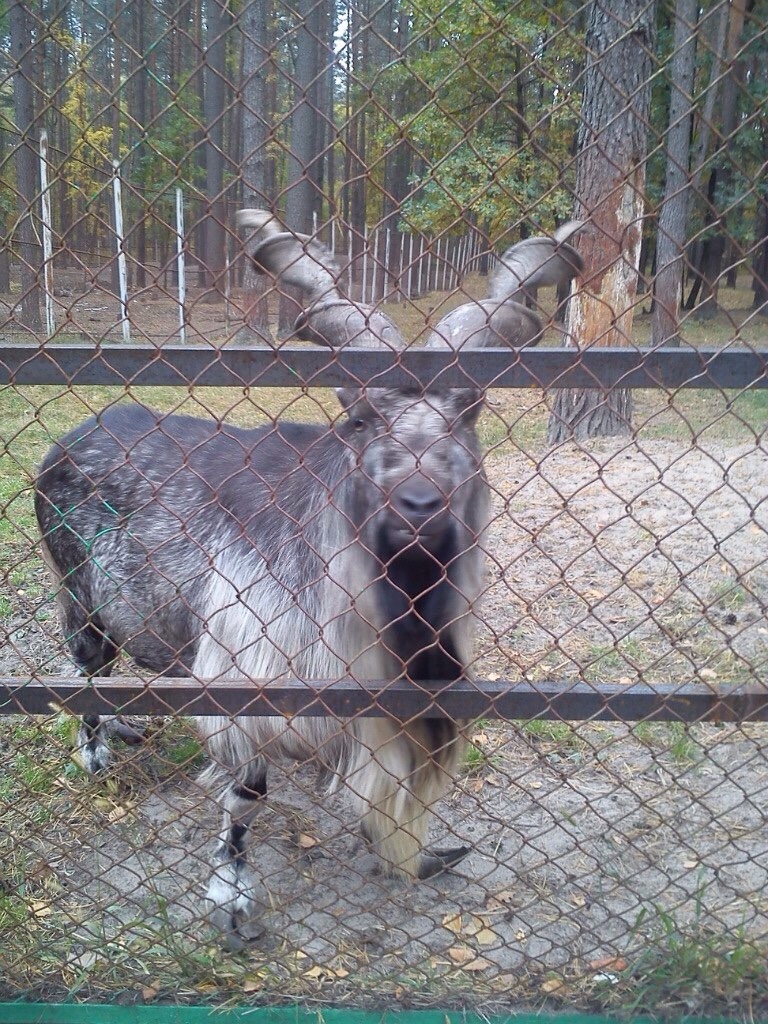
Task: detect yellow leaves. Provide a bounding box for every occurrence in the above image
[298,833,319,850]
[446,946,491,971]
[303,964,349,980]
[442,912,463,935]
[541,977,566,995]
[485,889,517,912]
[442,912,498,967]
[474,927,497,947]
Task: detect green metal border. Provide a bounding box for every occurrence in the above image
[0,1007,662,1024]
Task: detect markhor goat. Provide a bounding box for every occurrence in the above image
[35,214,583,945]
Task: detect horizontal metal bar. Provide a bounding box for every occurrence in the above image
[0,343,766,389]
[1,676,767,723]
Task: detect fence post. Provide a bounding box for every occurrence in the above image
[111,160,130,344]
[176,188,186,344]
[38,130,55,338]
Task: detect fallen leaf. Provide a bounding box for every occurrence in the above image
[303,964,348,980]
[699,668,717,681]
[541,977,565,994]
[683,859,698,868]
[618,676,632,686]
[30,900,51,918]
[569,892,586,907]
[474,927,497,946]
[141,983,160,1000]
[447,945,473,964]
[588,956,626,972]
[463,957,491,972]
[515,929,526,942]
[298,833,319,849]
[485,889,517,912]
[442,913,463,934]
[468,778,484,793]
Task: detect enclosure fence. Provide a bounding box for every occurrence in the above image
[1,0,768,1019]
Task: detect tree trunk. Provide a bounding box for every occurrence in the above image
[548,0,655,444]
[280,0,322,334]
[9,0,43,333]
[238,0,273,342]
[0,125,11,292]
[131,0,148,289]
[201,0,230,302]
[652,0,697,346]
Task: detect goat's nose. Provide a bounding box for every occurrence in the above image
[391,478,445,525]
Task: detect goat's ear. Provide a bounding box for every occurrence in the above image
[335,387,362,412]
[446,388,485,426]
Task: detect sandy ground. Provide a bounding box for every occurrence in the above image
[1,430,767,1009]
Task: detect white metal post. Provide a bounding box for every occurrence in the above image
[361,224,368,304]
[112,160,130,343]
[175,187,186,343]
[38,130,55,338]
[384,228,391,302]
[371,225,379,304]
[406,233,414,300]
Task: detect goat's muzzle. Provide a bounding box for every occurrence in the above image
[386,476,450,552]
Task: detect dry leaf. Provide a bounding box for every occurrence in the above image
[683,859,698,868]
[699,668,717,681]
[141,984,159,1000]
[515,929,526,942]
[304,964,348,979]
[588,956,627,972]
[485,889,517,912]
[541,977,565,994]
[30,900,51,918]
[569,892,586,907]
[463,957,491,972]
[468,778,484,793]
[298,833,319,849]
[447,945,473,964]
[474,927,497,946]
[442,913,463,934]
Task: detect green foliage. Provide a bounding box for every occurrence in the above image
[363,1,582,238]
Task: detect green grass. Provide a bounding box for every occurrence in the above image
[597,906,768,1018]
[633,721,700,765]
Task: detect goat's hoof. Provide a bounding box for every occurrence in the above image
[75,729,111,775]
[418,845,472,879]
[206,865,264,950]
[110,718,147,746]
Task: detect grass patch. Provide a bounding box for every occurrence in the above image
[633,721,700,765]
[597,907,768,1018]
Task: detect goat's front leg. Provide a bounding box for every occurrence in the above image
[206,767,268,950]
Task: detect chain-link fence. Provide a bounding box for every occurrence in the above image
[1,0,768,1018]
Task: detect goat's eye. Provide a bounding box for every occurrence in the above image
[352,418,367,433]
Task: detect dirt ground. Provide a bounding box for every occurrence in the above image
[1,428,767,1013]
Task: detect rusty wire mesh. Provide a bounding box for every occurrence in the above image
[1,0,768,1017]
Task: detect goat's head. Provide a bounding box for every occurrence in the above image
[238,211,583,559]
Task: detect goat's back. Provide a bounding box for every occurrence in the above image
[35,403,327,673]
